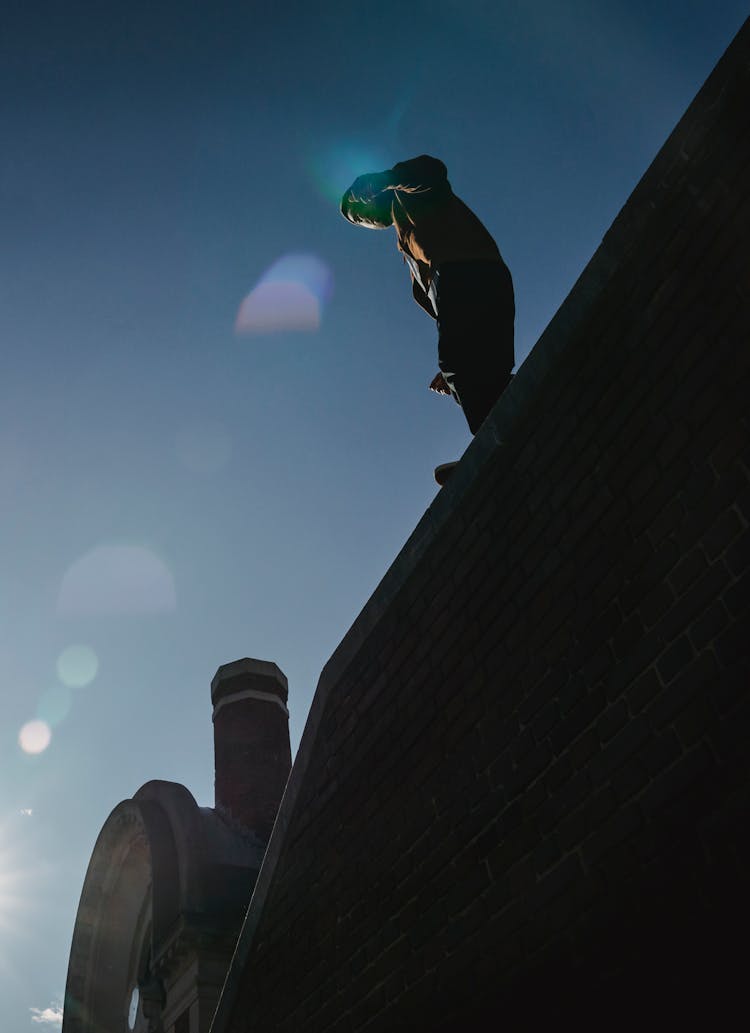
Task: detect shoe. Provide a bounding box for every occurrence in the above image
[434,461,458,486]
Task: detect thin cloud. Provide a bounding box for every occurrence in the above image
[30,1004,63,1026]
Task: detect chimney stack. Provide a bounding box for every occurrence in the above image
[211,658,292,841]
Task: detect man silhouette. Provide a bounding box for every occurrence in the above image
[341,155,514,484]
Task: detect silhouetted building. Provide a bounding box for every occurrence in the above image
[62,660,291,1033]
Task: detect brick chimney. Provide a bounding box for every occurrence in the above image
[211,658,292,840]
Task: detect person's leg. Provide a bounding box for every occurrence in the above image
[436,262,515,435]
[450,366,514,434]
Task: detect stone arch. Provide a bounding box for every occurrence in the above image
[63,783,203,1033]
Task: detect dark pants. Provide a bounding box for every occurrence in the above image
[435,261,515,435]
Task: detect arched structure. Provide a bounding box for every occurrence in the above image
[62,660,290,1033]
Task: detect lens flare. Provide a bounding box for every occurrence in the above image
[235,253,334,336]
[18,721,51,755]
[56,645,98,688]
[309,140,391,204]
[236,281,319,334]
[58,545,177,616]
[37,684,74,725]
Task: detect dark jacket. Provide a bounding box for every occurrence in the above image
[341,155,504,316]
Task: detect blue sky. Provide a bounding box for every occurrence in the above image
[1,1,747,1027]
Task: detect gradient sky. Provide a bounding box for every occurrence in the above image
[1,1,747,1027]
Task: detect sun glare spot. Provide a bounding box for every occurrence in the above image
[56,646,98,689]
[18,720,51,755]
[235,253,333,335]
[19,809,33,817]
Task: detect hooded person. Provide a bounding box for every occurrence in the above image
[341,154,514,484]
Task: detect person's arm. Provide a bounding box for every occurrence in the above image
[341,156,449,225]
[340,171,394,227]
[385,155,449,194]
[345,156,447,202]
[344,170,391,202]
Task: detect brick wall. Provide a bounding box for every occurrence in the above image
[214,18,750,1032]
